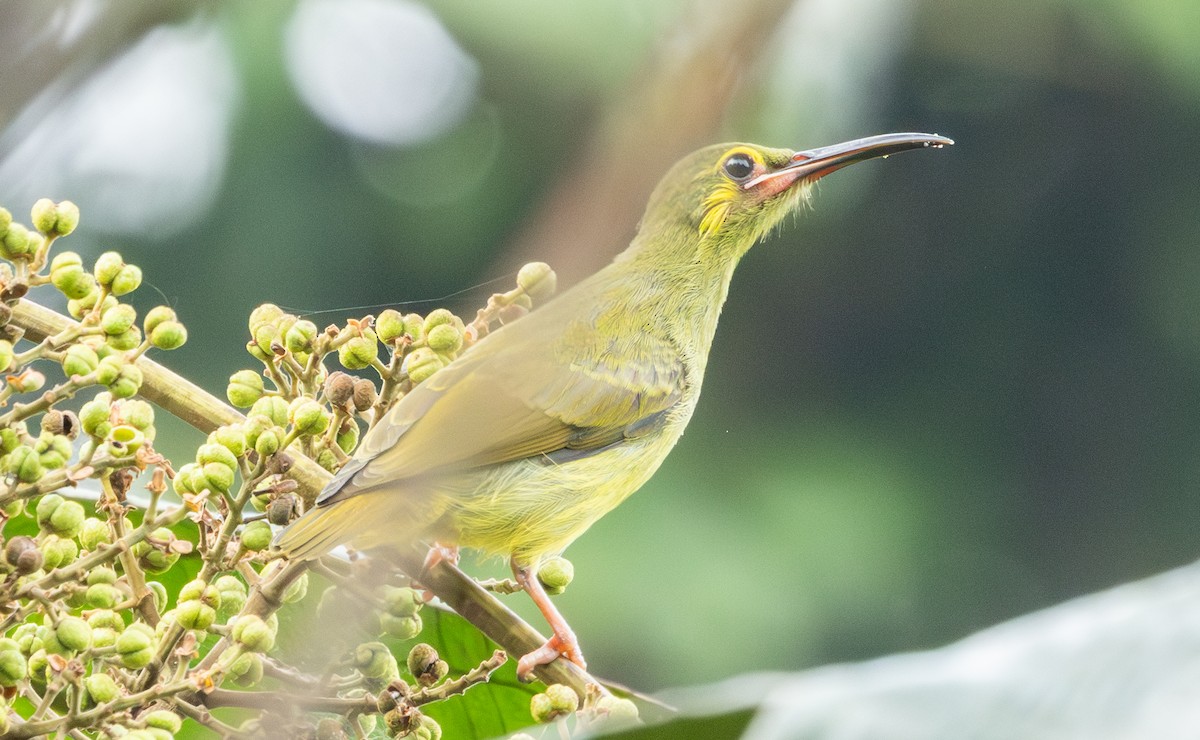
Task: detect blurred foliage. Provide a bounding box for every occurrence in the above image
[2,0,1199,728]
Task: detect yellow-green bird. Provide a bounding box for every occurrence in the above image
[276,132,951,678]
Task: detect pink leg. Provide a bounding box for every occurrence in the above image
[512,559,586,680]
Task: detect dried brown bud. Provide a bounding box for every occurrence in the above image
[324,371,355,407]
[6,535,42,573]
[267,493,300,526]
[352,378,377,412]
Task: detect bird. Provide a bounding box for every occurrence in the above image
[275,133,952,679]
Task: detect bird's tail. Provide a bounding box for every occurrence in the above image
[273,496,377,561]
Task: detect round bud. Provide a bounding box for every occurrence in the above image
[1,223,36,259]
[105,326,142,352]
[142,305,176,334]
[250,396,289,426]
[9,369,46,393]
[285,319,318,354]
[78,517,111,550]
[404,347,446,384]
[107,365,144,399]
[593,695,640,726]
[31,198,58,233]
[338,330,379,370]
[352,378,377,412]
[289,399,330,436]
[228,651,264,686]
[421,309,457,336]
[254,428,282,457]
[6,535,42,574]
[232,614,275,652]
[0,638,28,687]
[85,583,121,609]
[380,613,423,640]
[216,575,248,620]
[335,420,359,454]
[282,571,309,603]
[324,371,354,407]
[51,264,96,300]
[53,616,92,652]
[211,424,246,457]
[176,599,216,630]
[412,714,441,740]
[100,304,137,336]
[197,442,238,471]
[403,313,425,343]
[517,262,558,302]
[116,625,155,669]
[352,642,398,680]
[406,643,446,686]
[241,520,273,552]
[144,710,183,734]
[426,323,463,355]
[376,309,406,343]
[200,461,235,494]
[226,370,265,408]
[61,343,100,377]
[83,672,120,704]
[7,445,45,483]
[248,303,284,333]
[35,493,64,526]
[381,586,424,618]
[46,499,86,537]
[110,264,142,296]
[0,339,13,372]
[149,321,187,350]
[120,399,156,430]
[92,251,125,287]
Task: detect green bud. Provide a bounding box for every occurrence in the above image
[232,614,275,652]
[376,309,407,343]
[412,714,442,740]
[144,710,183,734]
[517,261,557,301]
[216,575,248,621]
[79,517,111,550]
[106,363,143,398]
[285,319,318,354]
[1,222,36,259]
[352,642,399,681]
[197,442,238,471]
[250,395,289,426]
[226,369,265,408]
[94,356,122,386]
[289,398,330,436]
[248,304,284,334]
[51,263,96,300]
[426,323,463,354]
[92,251,123,286]
[36,432,73,470]
[422,309,457,336]
[380,613,423,640]
[61,343,100,377]
[141,305,175,333]
[338,329,378,370]
[531,684,579,723]
[83,672,120,704]
[0,426,20,454]
[336,420,359,454]
[85,582,122,609]
[254,428,282,457]
[90,627,118,649]
[208,424,245,458]
[315,447,338,472]
[403,313,425,343]
[32,199,80,236]
[41,534,79,569]
[0,339,12,372]
[0,638,28,686]
[116,624,155,669]
[200,461,235,494]
[537,556,574,596]
[176,599,216,630]
[54,616,92,652]
[149,320,187,350]
[228,651,264,687]
[119,398,155,430]
[100,303,137,336]
[593,695,640,726]
[404,347,447,384]
[382,586,424,618]
[148,580,169,612]
[79,399,111,440]
[46,499,86,537]
[35,493,64,527]
[110,264,142,296]
[105,325,142,352]
[241,520,272,552]
[86,565,118,586]
[0,206,10,232]
[7,445,44,483]
[27,649,48,681]
[8,369,46,393]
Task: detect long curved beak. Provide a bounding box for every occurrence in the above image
[743,132,953,190]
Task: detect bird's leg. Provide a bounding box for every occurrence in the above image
[512,558,586,680]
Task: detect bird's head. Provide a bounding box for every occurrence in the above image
[639,133,952,263]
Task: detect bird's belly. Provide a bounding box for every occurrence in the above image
[435,435,675,562]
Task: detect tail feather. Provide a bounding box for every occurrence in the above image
[274,496,376,561]
[273,490,436,560]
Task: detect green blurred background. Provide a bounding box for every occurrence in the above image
[2,0,1198,694]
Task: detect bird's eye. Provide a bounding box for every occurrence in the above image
[722,153,754,181]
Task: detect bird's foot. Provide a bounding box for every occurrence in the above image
[516,632,587,682]
[422,542,460,570]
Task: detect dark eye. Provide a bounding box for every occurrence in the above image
[722,153,754,181]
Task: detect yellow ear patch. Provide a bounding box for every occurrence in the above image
[697,146,763,237]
